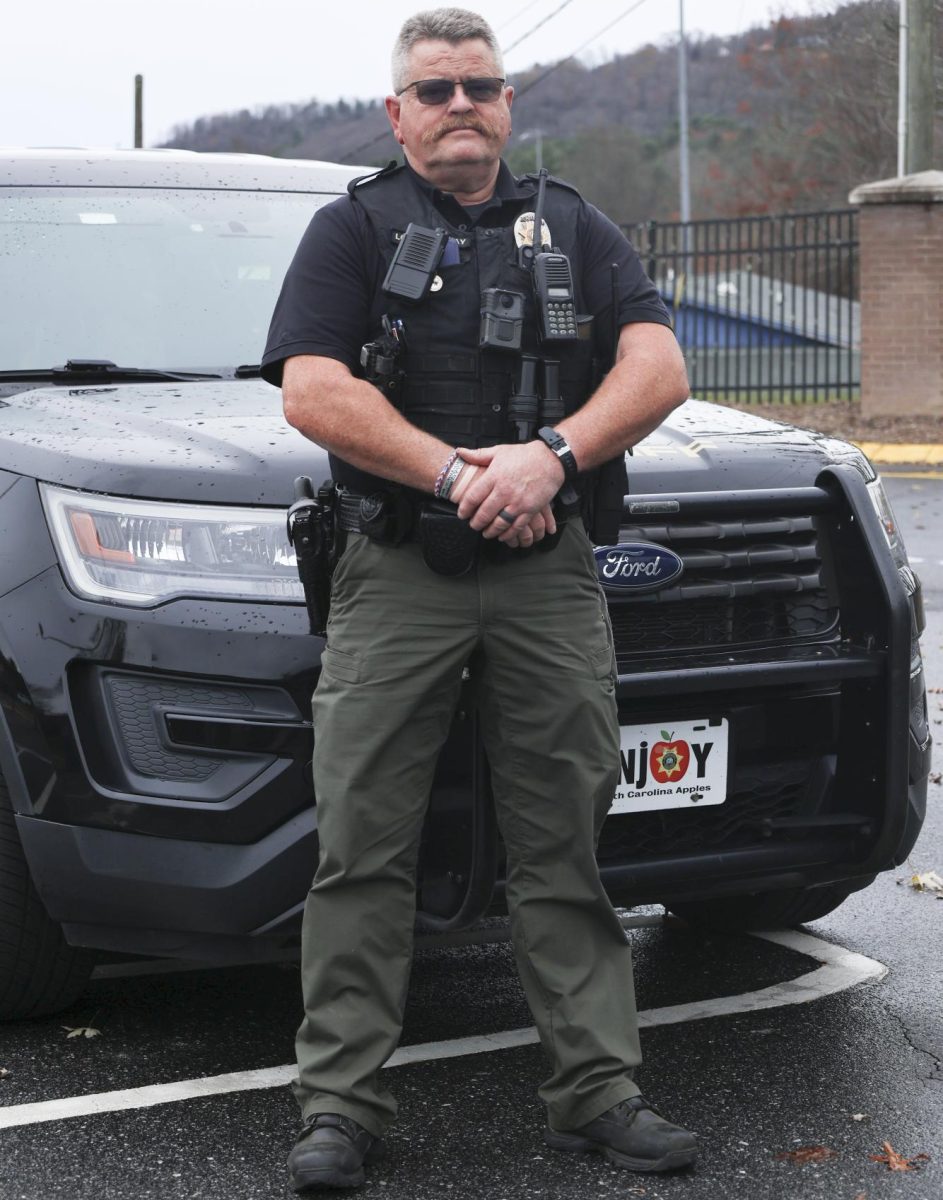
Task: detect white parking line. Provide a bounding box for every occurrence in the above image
[637,929,886,1027]
[0,929,885,1131]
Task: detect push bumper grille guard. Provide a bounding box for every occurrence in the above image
[604,464,912,881]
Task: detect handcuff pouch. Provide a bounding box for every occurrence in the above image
[419,500,480,576]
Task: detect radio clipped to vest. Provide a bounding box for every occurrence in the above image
[519,169,580,345]
[382,222,448,301]
[533,253,579,340]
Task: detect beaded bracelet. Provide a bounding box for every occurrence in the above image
[433,449,460,498]
[438,455,467,501]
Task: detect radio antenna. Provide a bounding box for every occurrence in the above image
[521,167,550,268]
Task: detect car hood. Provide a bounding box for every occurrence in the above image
[0,379,330,505]
[628,399,871,494]
[0,380,868,506]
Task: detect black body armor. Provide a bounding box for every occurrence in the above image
[337,163,627,545]
[353,166,599,441]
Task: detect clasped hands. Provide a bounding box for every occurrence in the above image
[449,441,566,549]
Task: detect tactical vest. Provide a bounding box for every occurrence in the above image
[349,164,602,452]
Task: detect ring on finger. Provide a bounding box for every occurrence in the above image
[498,508,516,523]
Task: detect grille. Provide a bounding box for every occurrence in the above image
[606,513,837,659]
[597,762,810,862]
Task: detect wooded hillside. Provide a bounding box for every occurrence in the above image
[163,0,942,224]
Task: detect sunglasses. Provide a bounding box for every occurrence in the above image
[396,76,506,106]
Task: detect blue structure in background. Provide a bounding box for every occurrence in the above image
[669,303,817,348]
[661,273,859,351]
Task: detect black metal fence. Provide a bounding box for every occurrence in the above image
[627,210,859,403]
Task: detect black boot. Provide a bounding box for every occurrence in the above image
[287,1113,385,1192]
[544,1095,697,1172]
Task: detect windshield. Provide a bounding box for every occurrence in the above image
[0,186,331,372]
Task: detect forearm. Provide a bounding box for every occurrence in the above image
[455,322,688,536]
[556,323,689,472]
[282,354,451,492]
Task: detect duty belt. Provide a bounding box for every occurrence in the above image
[335,487,419,542]
[336,487,479,576]
[335,489,377,533]
[334,486,573,576]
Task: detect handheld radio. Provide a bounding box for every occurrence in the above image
[526,170,580,343]
[533,254,579,340]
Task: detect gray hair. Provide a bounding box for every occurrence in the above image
[391,8,504,93]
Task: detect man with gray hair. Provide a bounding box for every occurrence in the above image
[263,6,696,1191]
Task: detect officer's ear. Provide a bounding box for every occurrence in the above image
[385,95,405,146]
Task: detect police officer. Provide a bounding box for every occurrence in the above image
[262,7,695,1191]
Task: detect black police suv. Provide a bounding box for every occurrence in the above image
[0,149,931,1019]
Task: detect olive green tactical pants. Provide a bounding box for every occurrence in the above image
[294,524,642,1137]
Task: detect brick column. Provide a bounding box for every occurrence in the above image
[849,171,943,417]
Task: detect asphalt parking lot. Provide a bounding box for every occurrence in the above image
[1,476,940,1200]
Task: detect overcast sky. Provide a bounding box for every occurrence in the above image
[6,0,835,150]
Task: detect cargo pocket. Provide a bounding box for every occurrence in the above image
[590,639,616,689]
[319,645,362,685]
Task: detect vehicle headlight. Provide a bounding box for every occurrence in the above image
[866,479,908,567]
[865,477,916,598]
[41,483,303,607]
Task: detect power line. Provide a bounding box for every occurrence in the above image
[495,0,547,33]
[339,122,396,167]
[503,0,576,54]
[514,0,651,100]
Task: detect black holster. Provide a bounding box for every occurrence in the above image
[287,477,336,636]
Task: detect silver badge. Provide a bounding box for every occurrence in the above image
[513,211,551,250]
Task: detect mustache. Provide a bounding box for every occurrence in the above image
[421,116,501,145]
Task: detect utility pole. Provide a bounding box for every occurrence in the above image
[899,0,936,173]
[905,0,936,171]
[678,0,691,223]
[134,75,144,149]
[897,0,908,174]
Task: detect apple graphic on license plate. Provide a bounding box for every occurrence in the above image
[612,717,729,814]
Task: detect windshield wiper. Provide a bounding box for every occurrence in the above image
[0,359,225,383]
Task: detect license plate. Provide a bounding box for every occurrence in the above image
[610,718,729,814]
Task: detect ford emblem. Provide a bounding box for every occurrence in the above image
[594,542,684,593]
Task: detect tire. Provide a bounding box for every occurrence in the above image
[667,879,872,932]
[0,776,95,1020]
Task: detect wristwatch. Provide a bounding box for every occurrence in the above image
[537,426,579,482]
